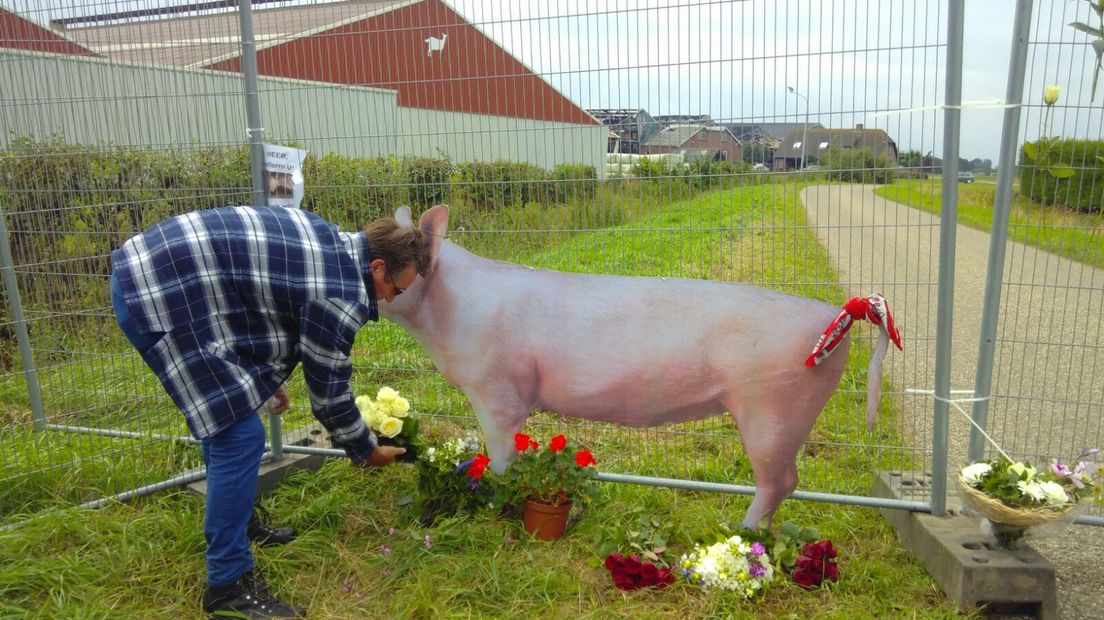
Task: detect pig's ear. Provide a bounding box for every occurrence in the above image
[417,204,450,263]
[394,206,413,228]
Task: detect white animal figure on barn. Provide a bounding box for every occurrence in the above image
[425,33,448,56]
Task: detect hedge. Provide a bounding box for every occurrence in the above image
[1019,139,1104,214]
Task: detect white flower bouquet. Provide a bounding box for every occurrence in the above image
[679,534,774,598]
[958,450,1099,548]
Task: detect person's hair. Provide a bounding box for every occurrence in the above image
[364,218,432,277]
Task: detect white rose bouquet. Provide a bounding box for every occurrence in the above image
[355,386,419,462]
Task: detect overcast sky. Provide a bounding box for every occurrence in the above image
[9,0,1103,162]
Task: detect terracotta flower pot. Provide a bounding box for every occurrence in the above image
[521,498,571,540]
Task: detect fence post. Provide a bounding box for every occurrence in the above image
[929,0,967,517]
[0,203,47,431]
[968,0,1034,463]
[237,0,267,211]
[236,0,283,461]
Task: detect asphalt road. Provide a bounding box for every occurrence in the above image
[801,184,1104,620]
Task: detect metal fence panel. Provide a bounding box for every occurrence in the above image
[0,0,1099,531]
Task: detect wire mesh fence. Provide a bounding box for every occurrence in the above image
[0,0,1100,529]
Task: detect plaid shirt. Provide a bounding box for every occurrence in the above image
[110,206,379,463]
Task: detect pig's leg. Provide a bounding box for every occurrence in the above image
[463,389,529,474]
[731,408,814,530]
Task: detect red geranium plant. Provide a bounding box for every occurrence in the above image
[791,540,839,587]
[502,432,598,507]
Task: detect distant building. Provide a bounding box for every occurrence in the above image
[587,108,662,153]
[724,122,824,151]
[772,124,898,171]
[640,124,742,162]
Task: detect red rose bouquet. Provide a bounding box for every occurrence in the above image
[791,540,839,587]
[604,552,674,590]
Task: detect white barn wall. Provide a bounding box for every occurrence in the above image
[395,107,608,175]
[0,50,604,174]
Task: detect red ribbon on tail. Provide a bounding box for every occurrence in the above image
[805,294,902,368]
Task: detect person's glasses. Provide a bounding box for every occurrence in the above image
[387,271,404,296]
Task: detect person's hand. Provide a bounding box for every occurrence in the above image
[269,385,291,415]
[360,445,407,468]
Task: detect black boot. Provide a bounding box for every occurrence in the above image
[201,569,306,619]
[247,504,297,547]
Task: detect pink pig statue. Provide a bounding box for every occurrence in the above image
[382,205,901,527]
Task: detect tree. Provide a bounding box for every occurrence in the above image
[899,150,924,168]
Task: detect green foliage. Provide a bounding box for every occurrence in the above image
[597,513,675,566]
[630,155,681,178]
[302,153,405,225]
[875,179,1104,270]
[551,163,598,203]
[402,156,453,208]
[688,159,750,191]
[770,521,821,572]
[1019,139,1104,213]
[965,452,1097,508]
[454,160,549,210]
[1068,1,1104,102]
[0,137,251,312]
[500,433,598,507]
[414,434,496,525]
[820,146,898,184]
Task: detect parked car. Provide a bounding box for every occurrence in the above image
[751,163,770,172]
[802,165,823,172]
[957,171,975,183]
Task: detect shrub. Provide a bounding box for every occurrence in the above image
[551,163,598,203]
[402,157,452,208]
[821,147,897,184]
[303,154,405,225]
[1019,139,1104,213]
[454,161,549,210]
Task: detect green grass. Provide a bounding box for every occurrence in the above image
[0,181,970,618]
[875,178,1104,270]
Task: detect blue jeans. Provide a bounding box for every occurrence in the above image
[110,273,265,587]
[202,414,265,587]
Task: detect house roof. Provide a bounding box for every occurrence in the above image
[643,124,736,148]
[643,124,702,148]
[724,122,823,143]
[653,114,713,126]
[55,0,412,67]
[773,127,897,159]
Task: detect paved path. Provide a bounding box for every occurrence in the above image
[801,184,1103,620]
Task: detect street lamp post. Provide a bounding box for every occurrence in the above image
[787,86,809,170]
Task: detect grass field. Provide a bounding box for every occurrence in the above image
[0,181,971,619]
[875,177,1104,270]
